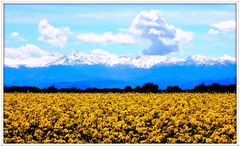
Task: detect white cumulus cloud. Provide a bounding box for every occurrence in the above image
[5,44,61,68]
[129,10,194,55]
[207,29,220,35]
[10,32,27,42]
[76,32,136,45]
[212,20,235,33]
[11,32,19,37]
[38,19,70,48]
[208,20,235,35]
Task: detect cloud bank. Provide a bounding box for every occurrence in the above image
[5,44,60,68]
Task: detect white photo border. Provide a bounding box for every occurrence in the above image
[0,1,239,146]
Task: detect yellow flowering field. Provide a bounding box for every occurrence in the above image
[3,93,236,144]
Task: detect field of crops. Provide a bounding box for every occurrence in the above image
[3,93,236,143]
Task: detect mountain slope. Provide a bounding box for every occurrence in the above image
[4,63,236,89]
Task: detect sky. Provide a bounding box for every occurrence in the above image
[4,4,236,68]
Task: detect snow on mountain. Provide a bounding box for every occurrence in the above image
[53,51,235,68]
[54,51,186,68]
[185,55,235,65]
[5,49,236,68]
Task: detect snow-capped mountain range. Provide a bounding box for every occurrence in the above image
[52,51,235,68]
[4,48,235,68]
[4,50,236,89]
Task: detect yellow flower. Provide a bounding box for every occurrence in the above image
[206,138,213,143]
[103,131,110,137]
[229,129,235,135]
[102,138,112,143]
[3,93,236,143]
[92,131,99,138]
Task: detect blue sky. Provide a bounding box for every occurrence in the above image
[4,4,236,68]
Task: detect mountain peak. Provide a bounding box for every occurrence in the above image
[5,50,235,69]
[51,51,235,68]
[185,55,235,65]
